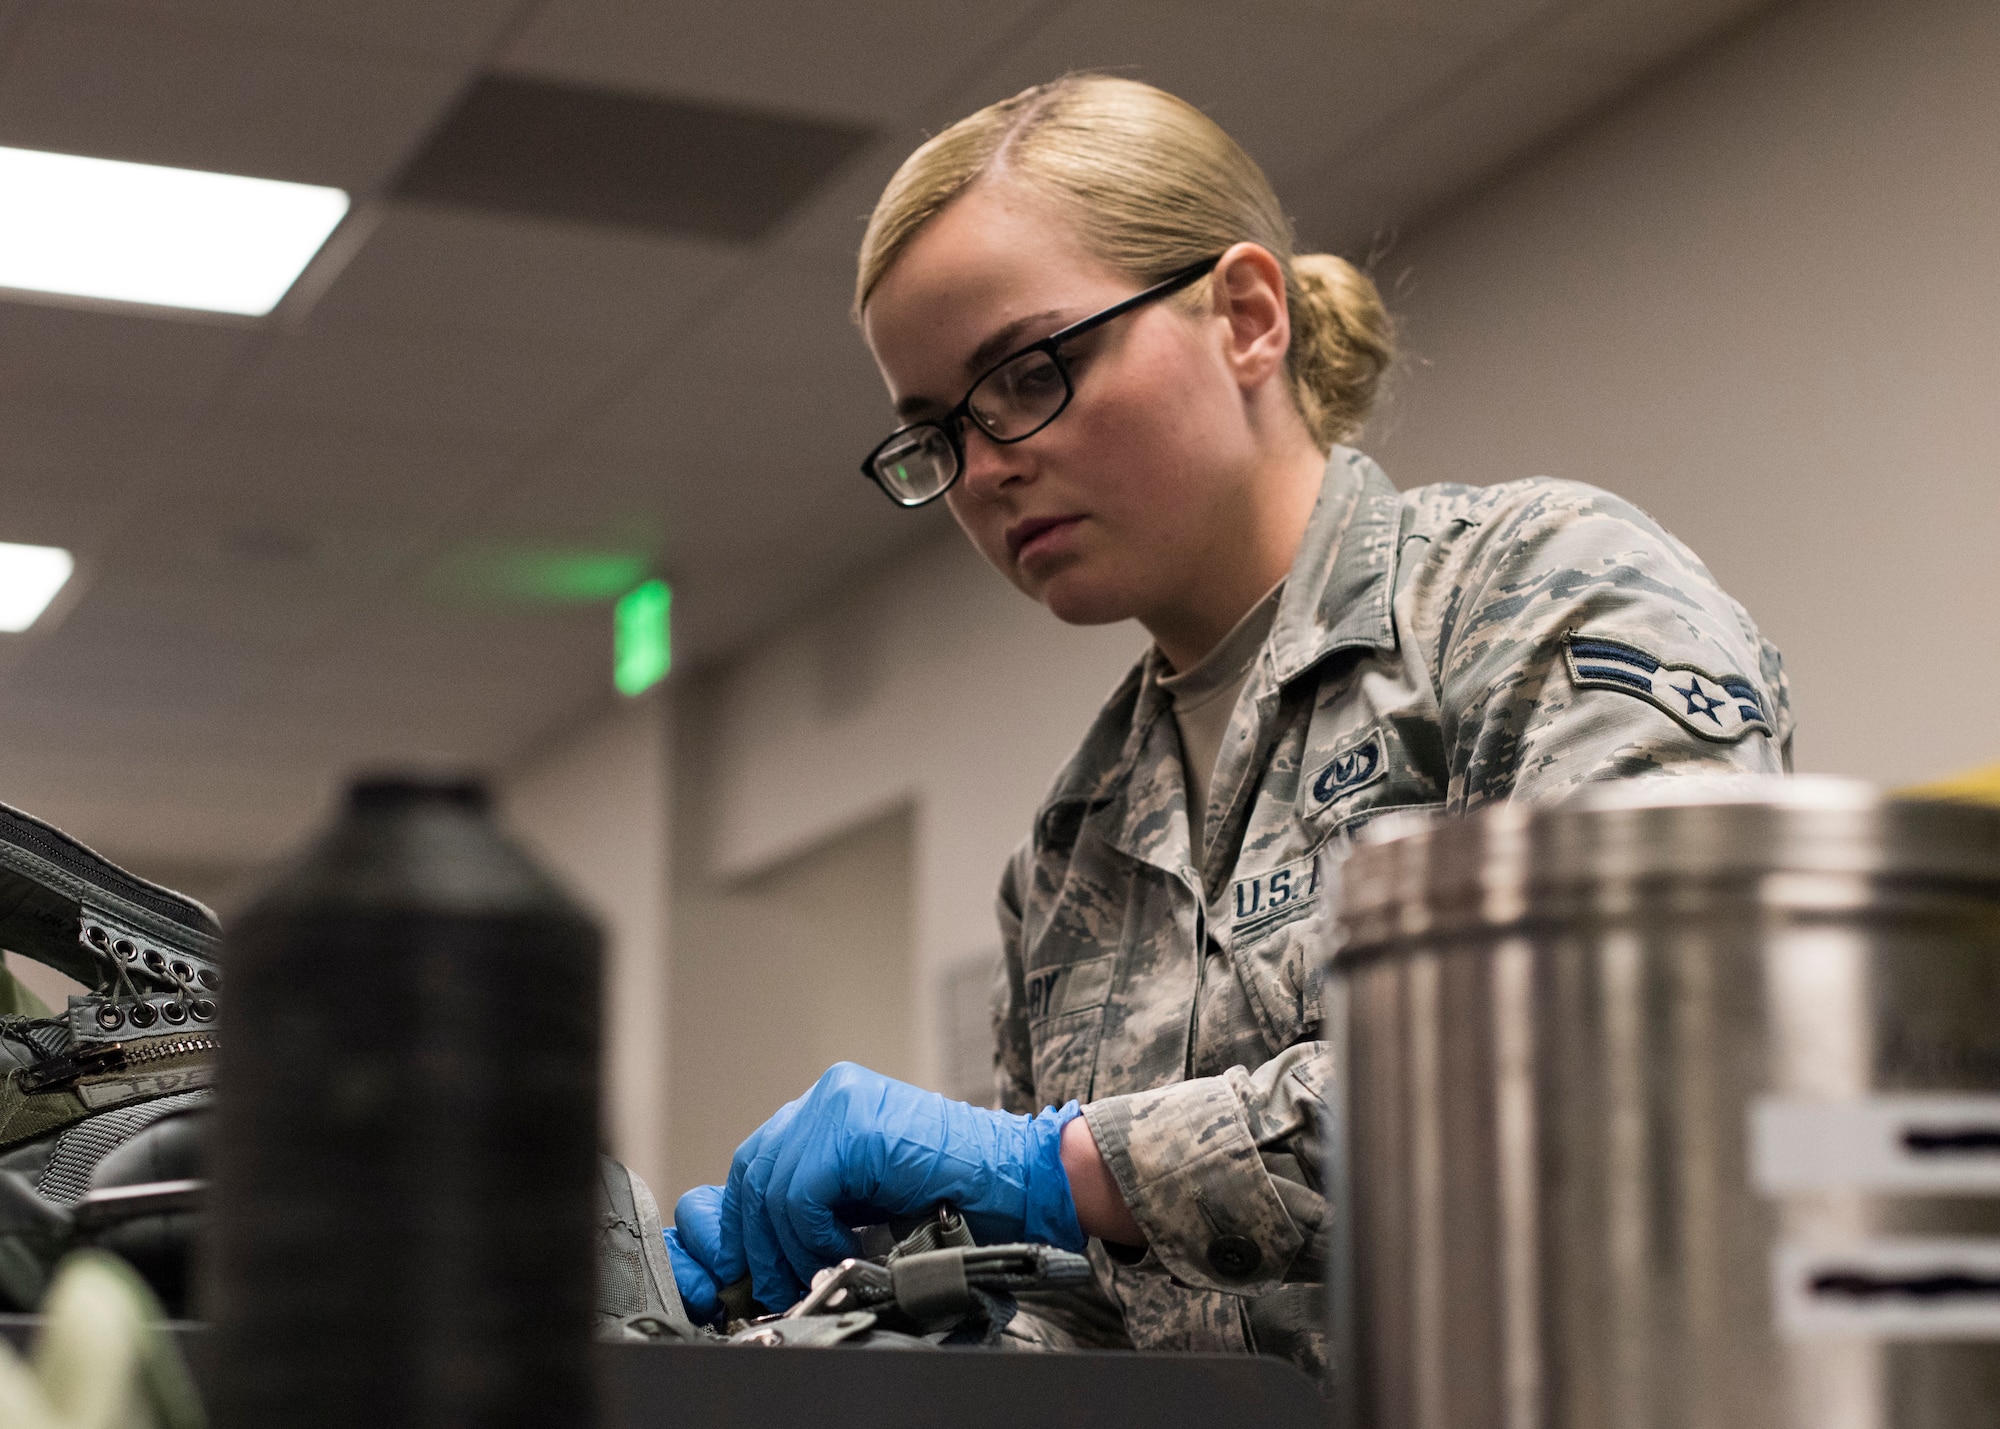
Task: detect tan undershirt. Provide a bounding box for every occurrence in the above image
[1157,580,1285,859]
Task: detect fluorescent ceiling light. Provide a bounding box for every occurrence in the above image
[0,543,73,632]
[0,146,348,316]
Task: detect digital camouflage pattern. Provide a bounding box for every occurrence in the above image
[993,448,1793,1379]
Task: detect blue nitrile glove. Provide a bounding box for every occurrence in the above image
[713,1062,1086,1313]
[666,1183,725,1325]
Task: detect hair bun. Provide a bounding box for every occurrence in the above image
[1288,253,1395,447]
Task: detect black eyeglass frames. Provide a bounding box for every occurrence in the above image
[860,254,1224,508]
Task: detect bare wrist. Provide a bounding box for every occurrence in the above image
[1059,1110,1146,1248]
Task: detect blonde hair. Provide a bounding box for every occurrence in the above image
[856,75,1394,449]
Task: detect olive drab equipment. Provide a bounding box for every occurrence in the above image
[0,799,220,1311]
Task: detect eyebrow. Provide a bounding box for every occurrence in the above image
[891,307,1073,422]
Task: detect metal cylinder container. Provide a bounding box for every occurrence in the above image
[1328,777,2000,1429]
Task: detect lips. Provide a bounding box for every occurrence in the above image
[1005,514,1083,563]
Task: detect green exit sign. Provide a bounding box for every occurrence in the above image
[614,580,670,696]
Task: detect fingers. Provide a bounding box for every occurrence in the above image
[768,1096,864,1281]
[673,1184,726,1271]
[717,1095,801,1296]
[725,1101,809,1311]
[662,1226,722,1325]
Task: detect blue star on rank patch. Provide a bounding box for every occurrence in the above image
[1562,633,1773,742]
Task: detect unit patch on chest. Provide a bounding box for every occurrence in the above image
[1563,632,1773,743]
[1230,851,1324,943]
[1305,728,1388,813]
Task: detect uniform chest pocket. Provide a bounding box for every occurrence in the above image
[1025,952,1116,1106]
[1224,850,1331,1053]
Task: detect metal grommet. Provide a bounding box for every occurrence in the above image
[197,969,221,990]
[85,926,109,947]
[115,938,137,960]
[191,998,216,1021]
[143,949,167,973]
[129,1003,158,1029]
[1205,1235,1262,1279]
[161,1001,188,1025]
[170,960,192,981]
[96,1004,125,1031]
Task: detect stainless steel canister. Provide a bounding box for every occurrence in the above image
[1327,777,2000,1429]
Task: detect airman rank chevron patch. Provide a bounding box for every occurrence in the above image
[1563,632,1773,743]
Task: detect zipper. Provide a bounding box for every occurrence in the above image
[18,1032,217,1095]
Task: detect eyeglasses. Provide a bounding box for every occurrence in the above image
[860,255,1223,508]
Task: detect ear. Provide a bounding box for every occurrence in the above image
[1208,242,1291,392]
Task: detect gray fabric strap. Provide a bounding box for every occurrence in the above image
[33,1090,210,1206]
[626,1166,695,1332]
[891,1248,971,1326]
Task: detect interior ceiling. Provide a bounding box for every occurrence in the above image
[0,0,1779,878]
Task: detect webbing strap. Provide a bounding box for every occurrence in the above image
[891,1248,971,1326]
[625,1167,697,1333]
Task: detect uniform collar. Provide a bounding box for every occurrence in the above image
[1267,445,1402,685]
[1036,447,1403,854]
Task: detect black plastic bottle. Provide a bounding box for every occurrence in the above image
[209,777,602,1429]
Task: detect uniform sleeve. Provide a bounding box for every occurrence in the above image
[992,839,1039,1117]
[1418,482,1795,807]
[1078,1043,1330,1296]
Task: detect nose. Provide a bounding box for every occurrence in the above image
[956,424,1023,500]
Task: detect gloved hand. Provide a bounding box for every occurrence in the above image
[665,1183,725,1325]
[712,1062,1086,1312]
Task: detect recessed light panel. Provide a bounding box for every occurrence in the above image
[0,146,349,316]
[0,543,74,632]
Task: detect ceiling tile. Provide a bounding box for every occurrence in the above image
[394,75,875,244]
[1326,0,1573,46]
[0,396,174,548]
[1292,43,1644,255]
[958,1,1484,203]
[98,0,527,60]
[499,0,1048,127]
[0,1,469,189]
[124,417,518,527]
[310,203,745,348]
[226,318,628,437]
[1550,0,1778,64]
[0,299,254,410]
[585,242,883,453]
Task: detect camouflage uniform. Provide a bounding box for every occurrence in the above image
[993,448,1793,1378]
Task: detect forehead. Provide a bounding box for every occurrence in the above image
[861,182,1132,394]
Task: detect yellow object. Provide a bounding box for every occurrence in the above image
[0,1252,206,1429]
[1899,761,2000,807]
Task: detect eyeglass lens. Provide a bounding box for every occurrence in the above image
[870,423,958,506]
[868,349,1072,506]
[966,349,1068,439]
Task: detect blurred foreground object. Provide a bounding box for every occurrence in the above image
[1900,760,2000,807]
[0,1250,205,1429]
[1329,776,2000,1428]
[209,777,602,1429]
[0,801,220,1311]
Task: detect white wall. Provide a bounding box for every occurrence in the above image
[500,690,671,1193]
[1369,0,2000,787]
[666,800,917,1189]
[683,533,1145,1090]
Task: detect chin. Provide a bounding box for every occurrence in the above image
[1034,574,1137,628]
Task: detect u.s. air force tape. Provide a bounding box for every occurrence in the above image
[1563,632,1772,743]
